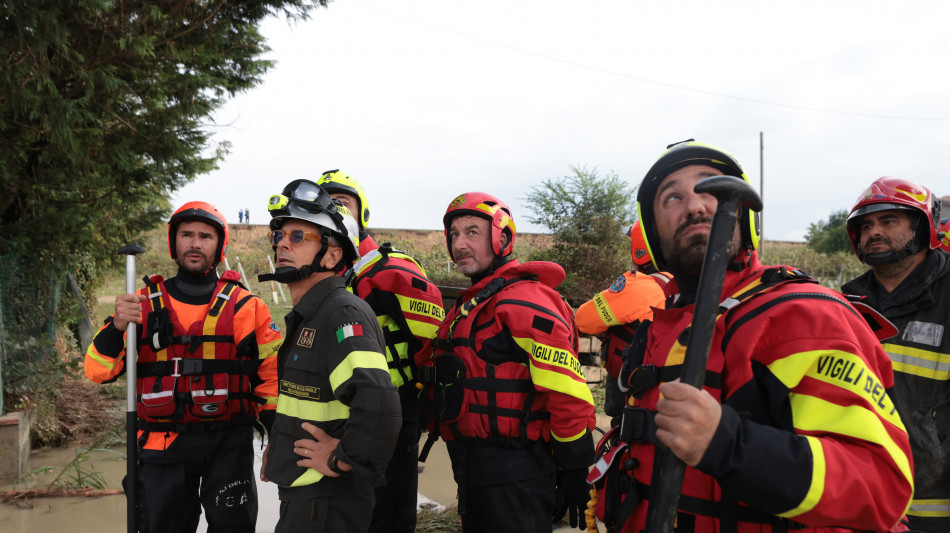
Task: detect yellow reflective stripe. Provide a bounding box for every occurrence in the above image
[513,337,584,379]
[777,437,825,518]
[884,343,950,380]
[405,317,438,340]
[529,366,594,403]
[329,350,389,391]
[767,349,904,429]
[908,498,950,517]
[276,393,349,422]
[552,427,588,443]
[592,292,618,326]
[395,293,445,323]
[86,348,119,371]
[259,338,282,359]
[290,466,325,487]
[786,393,912,493]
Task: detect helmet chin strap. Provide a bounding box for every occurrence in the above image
[257,247,338,284]
[861,239,925,266]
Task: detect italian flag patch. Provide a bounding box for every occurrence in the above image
[335,323,364,343]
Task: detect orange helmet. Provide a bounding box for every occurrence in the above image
[939,218,950,253]
[846,177,941,264]
[628,221,652,268]
[168,201,228,266]
[442,192,516,261]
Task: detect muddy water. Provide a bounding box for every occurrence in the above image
[1,426,603,532]
[0,437,458,533]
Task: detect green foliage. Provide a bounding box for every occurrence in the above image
[522,166,637,303]
[805,209,853,255]
[416,506,462,533]
[0,0,323,413]
[760,242,867,290]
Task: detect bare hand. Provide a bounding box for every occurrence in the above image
[294,422,351,477]
[113,293,146,331]
[260,443,270,483]
[654,380,722,467]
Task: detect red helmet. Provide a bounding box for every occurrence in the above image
[628,221,653,268]
[939,218,950,253]
[846,177,941,262]
[168,201,229,266]
[442,192,516,260]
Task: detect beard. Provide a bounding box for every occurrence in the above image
[180,249,214,273]
[661,215,740,277]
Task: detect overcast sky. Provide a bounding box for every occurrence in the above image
[171,0,950,242]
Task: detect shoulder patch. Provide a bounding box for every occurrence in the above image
[297,328,315,348]
[335,322,364,343]
[411,277,428,291]
[269,321,280,332]
[532,315,555,334]
[608,274,626,293]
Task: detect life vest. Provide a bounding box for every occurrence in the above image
[346,243,444,390]
[591,266,817,532]
[134,271,263,431]
[416,274,553,459]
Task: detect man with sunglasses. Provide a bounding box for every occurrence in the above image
[84,201,281,532]
[259,179,400,533]
[317,170,445,533]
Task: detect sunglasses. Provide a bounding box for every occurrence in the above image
[267,229,321,246]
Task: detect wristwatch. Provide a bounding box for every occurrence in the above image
[327,453,349,476]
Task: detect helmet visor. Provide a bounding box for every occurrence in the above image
[269,180,338,217]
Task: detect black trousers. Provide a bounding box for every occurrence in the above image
[447,441,557,533]
[137,439,257,533]
[367,420,420,533]
[275,475,375,533]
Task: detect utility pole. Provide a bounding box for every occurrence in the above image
[759,131,765,253]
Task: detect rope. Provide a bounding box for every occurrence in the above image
[586,487,601,533]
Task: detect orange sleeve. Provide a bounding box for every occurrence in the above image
[234,293,282,413]
[576,271,664,335]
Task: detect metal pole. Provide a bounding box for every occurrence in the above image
[759,131,765,251]
[645,176,763,532]
[118,244,145,533]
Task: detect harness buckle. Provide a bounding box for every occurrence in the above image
[619,406,659,446]
[627,365,658,399]
[171,357,183,378]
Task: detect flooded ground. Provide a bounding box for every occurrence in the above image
[0,436,459,533]
[0,420,607,532]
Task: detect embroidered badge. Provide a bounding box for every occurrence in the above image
[608,274,626,293]
[297,327,315,348]
[335,323,364,343]
[269,321,280,332]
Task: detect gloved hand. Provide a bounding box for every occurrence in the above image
[552,467,591,530]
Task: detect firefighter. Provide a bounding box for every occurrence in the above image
[575,221,669,417]
[84,201,281,533]
[842,177,950,531]
[258,179,401,533]
[592,140,913,532]
[416,192,596,532]
[316,169,445,533]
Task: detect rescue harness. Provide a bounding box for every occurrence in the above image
[592,266,833,532]
[134,272,264,434]
[417,273,551,462]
